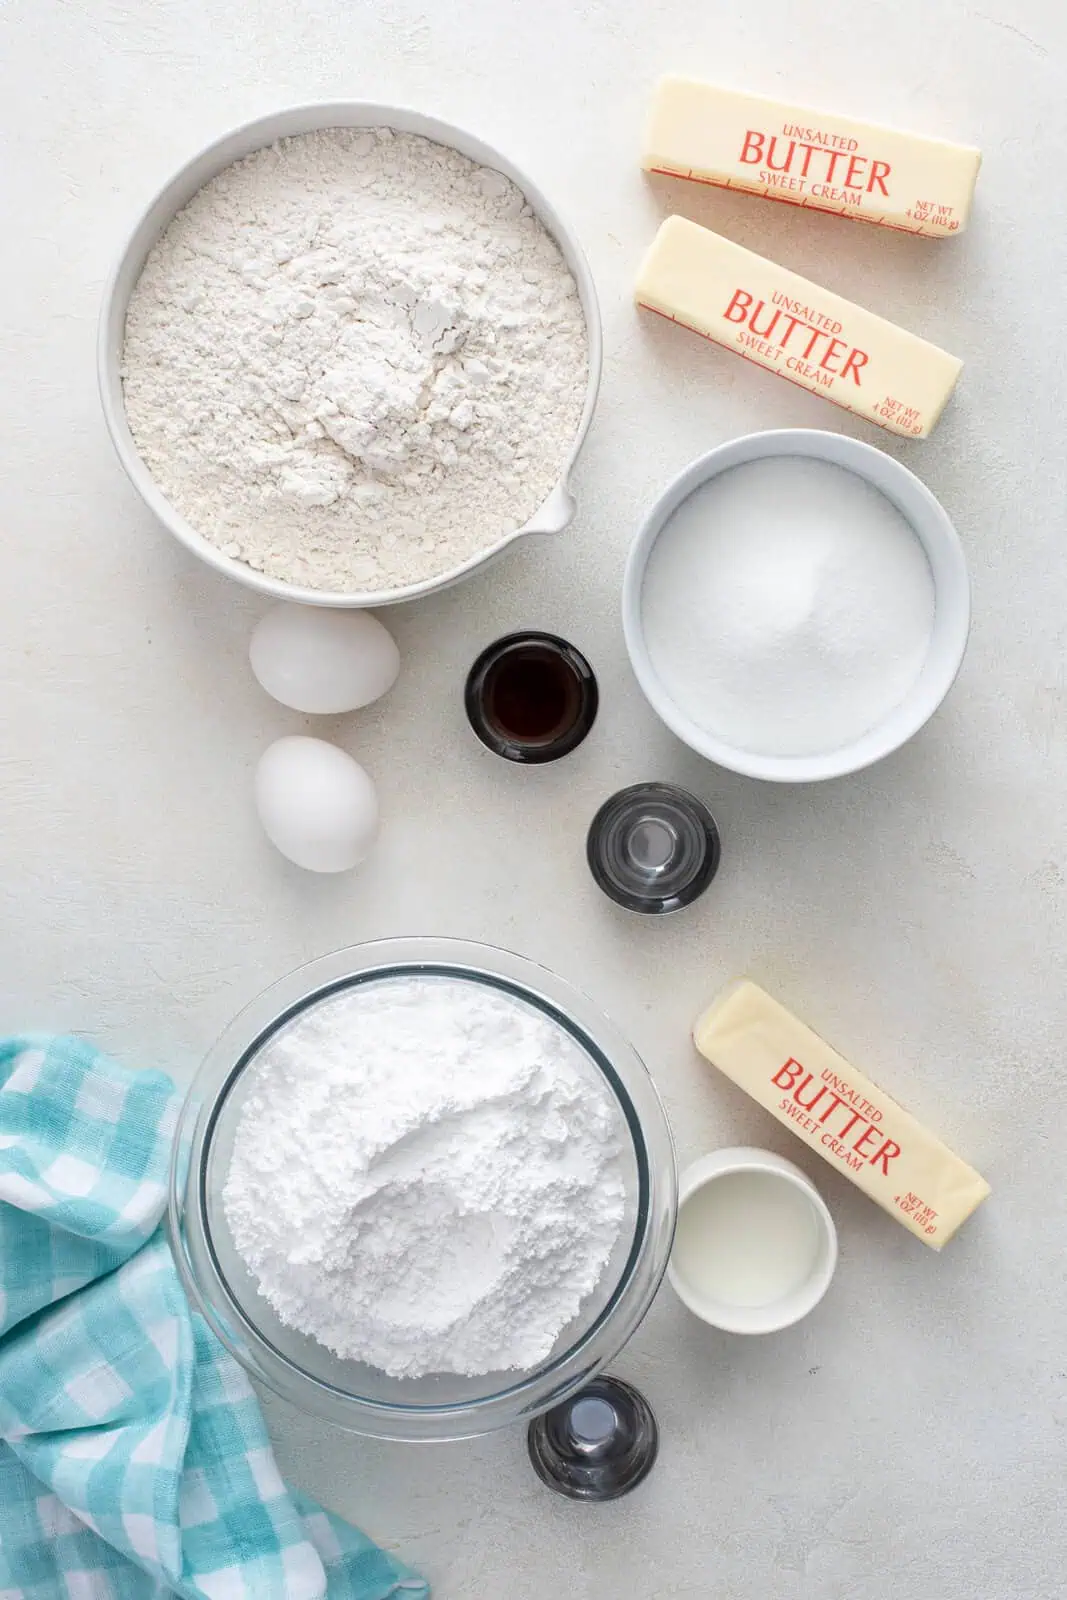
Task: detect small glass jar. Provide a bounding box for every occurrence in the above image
[465,632,598,763]
[527,1374,659,1501]
[587,783,721,914]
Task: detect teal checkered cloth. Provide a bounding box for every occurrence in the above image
[0,1034,430,1600]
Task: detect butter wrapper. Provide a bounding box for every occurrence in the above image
[643,76,981,238]
[694,980,989,1249]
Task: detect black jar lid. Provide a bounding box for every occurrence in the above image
[465,632,598,764]
[587,782,721,914]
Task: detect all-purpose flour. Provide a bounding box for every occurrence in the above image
[121,128,587,592]
[223,977,630,1378]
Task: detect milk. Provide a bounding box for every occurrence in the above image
[672,1170,821,1309]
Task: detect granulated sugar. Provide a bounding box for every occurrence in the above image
[641,456,935,757]
[223,976,629,1378]
[121,128,587,593]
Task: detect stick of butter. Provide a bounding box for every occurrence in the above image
[636,215,962,438]
[693,981,990,1249]
[644,77,981,238]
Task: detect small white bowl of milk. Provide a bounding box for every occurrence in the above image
[668,1148,837,1334]
[623,429,970,783]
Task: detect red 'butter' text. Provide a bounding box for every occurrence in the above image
[740,130,892,196]
[723,290,869,385]
[772,1058,902,1175]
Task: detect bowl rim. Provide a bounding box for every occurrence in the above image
[168,938,677,1441]
[98,101,603,608]
[622,428,972,783]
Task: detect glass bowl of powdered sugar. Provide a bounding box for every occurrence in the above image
[168,939,676,1441]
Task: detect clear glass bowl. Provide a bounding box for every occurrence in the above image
[168,939,677,1441]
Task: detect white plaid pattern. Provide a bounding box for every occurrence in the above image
[178,1468,218,1530]
[64,1365,133,1421]
[62,1574,103,1600]
[197,1566,247,1600]
[0,1172,54,1212]
[41,1155,97,1198]
[7,1049,45,1095]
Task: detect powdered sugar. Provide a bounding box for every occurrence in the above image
[121,128,587,593]
[222,976,630,1378]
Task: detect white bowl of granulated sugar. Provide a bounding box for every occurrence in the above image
[99,104,601,607]
[623,429,971,783]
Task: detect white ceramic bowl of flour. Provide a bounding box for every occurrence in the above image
[98,104,602,607]
[623,430,970,783]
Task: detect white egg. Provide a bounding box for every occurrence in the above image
[254,736,378,873]
[249,604,400,714]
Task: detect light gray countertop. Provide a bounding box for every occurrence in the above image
[1,1,1062,1595]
